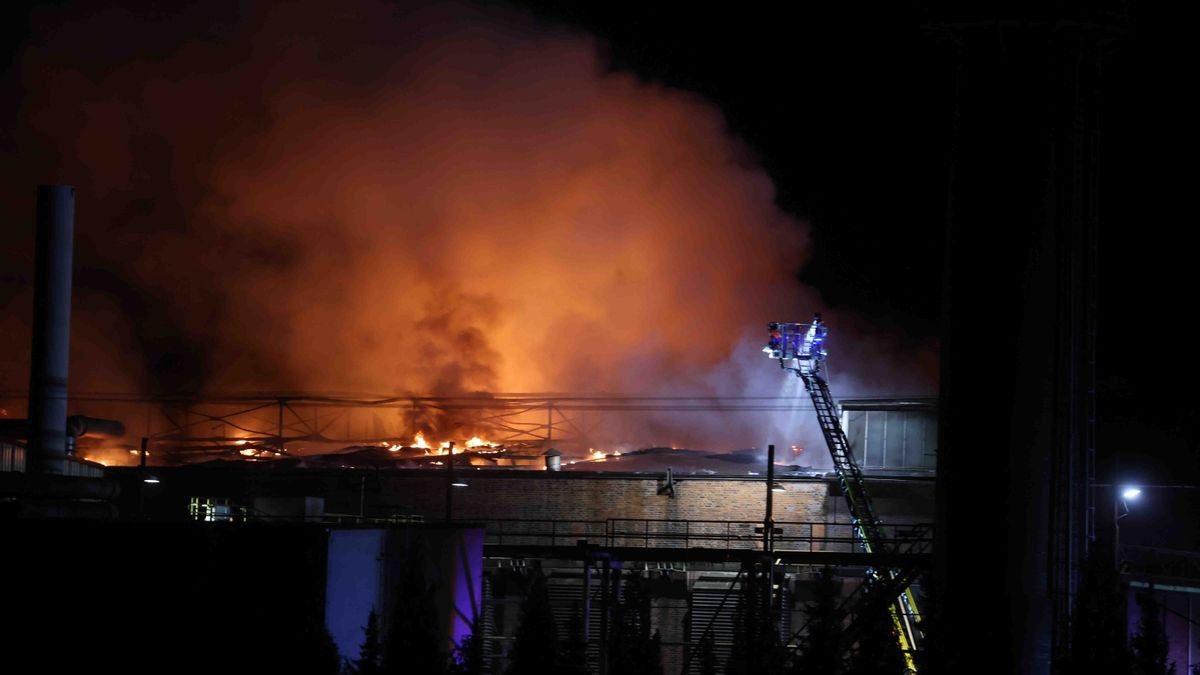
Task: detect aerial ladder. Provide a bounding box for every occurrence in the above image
[763,314,922,671]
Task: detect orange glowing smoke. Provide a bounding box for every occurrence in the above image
[2,0,808,398]
[0,1,936,455]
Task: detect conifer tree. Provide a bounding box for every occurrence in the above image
[728,565,781,675]
[349,609,383,675]
[449,628,483,675]
[383,551,446,675]
[846,608,906,675]
[608,575,663,675]
[1065,554,1132,675]
[696,631,718,675]
[508,568,559,674]
[561,602,588,675]
[790,566,844,675]
[1131,592,1177,675]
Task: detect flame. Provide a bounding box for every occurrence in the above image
[464,436,494,449]
[239,448,257,457]
[412,432,430,450]
[387,444,402,452]
[590,449,605,460]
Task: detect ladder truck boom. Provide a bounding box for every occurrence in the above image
[764,315,922,671]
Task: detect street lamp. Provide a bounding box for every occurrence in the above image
[764,444,778,553]
[1114,485,1140,570]
[445,441,468,522]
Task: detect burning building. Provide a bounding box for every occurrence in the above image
[1,0,1140,672]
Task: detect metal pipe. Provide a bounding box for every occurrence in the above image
[0,416,124,441]
[66,416,125,439]
[28,185,75,475]
[0,472,120,500]
[4,498,118,519]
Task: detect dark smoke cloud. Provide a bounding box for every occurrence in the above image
[0,1,935,455]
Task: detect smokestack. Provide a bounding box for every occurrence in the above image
[543,448,562,472]
[27,185,75,475]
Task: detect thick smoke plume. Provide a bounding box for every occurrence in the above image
[0,1,934,455]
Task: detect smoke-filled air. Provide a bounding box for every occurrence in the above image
[0,1,935,456]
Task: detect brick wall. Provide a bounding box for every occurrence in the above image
[367,472,829,525]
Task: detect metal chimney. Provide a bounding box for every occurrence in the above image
[27,185,75,475]
[543,448,562,471]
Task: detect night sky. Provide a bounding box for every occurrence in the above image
[515,3,1198,544]
[1,1,1195,543]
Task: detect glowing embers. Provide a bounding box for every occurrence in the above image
[235,443,283,459]
[582,448,622,463]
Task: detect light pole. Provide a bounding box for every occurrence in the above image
[1114,486,1141,570]
[445,441,468,522]
[764,443,776,553]
[445,441,456,522]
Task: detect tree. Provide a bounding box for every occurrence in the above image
[508,568,559,675]
[846,608,906,675]
[348,609,383,675]
[1131,592,1177,675]
[383,549,447,675]
[608,575,663,675]
[911,574,939,675]
[695,631,718,675]
[728,565,781,675]
[449,629,483,675]
[1064,554,1131,675]
[791,566,845,675]
[561,603,588,675]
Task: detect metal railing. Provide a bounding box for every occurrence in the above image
[482,517,933,553]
